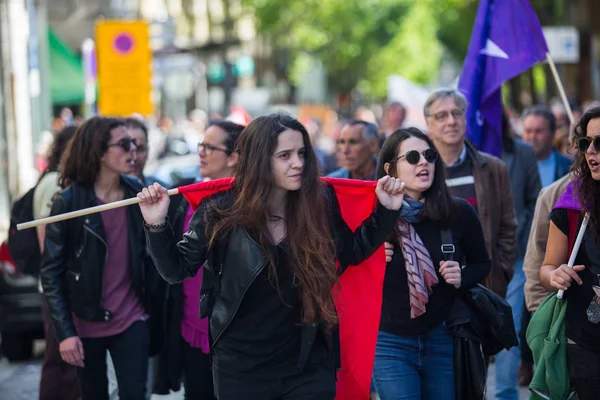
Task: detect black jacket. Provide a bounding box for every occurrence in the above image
[145,184,399,369]
[40,175,161,343]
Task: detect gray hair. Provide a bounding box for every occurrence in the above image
[423,88,468,117]
[348,120,380,141]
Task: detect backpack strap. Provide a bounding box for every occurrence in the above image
[440,228,456,262]
[567,209,580,259]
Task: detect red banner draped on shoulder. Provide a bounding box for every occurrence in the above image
[179,177,384,400]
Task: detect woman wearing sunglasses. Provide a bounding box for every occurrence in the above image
[371,127,491,400]
[540,107,600,400]
[40,117,161,400]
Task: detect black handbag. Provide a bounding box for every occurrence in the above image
[440,228,487,400]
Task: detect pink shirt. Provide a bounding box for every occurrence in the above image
[181,205,210,353]
[72,200,146,338]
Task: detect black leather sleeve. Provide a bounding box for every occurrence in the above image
[145,200,211,284]
[40,194,77,342]
[327,185,399,273]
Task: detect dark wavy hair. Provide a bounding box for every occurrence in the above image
[209,114,338,326]
[376,127,457,227]
[45,125,78,173]
[208,119,245,154]
[59,117,126,188]
[571,106,600,237]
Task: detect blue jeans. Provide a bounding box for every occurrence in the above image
[495,258,525,400]
[372,324,455,400]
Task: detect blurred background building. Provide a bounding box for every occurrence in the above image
[2,0,600,239]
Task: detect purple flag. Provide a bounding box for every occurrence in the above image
[458,0,548,157]
[553,181,582,211]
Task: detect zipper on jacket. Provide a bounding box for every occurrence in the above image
[212,256,268,347]
[67,270,81,281]
[84,222,109,305]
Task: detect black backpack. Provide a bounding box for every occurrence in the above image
[7,186,41,276]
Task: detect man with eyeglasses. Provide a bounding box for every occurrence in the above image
[423,88,517,300]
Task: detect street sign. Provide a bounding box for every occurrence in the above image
[542,26,579,63]
[96,21,153,116]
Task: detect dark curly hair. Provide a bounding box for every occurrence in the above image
[571,106,600,238]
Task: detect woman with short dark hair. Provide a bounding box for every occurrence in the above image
[41,116,159,400]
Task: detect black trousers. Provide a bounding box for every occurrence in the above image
[567,342,600,400]
[213,362,336,400]
[182,337,216,400]
[77,320,149,400]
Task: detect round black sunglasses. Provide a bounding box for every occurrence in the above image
[107,137,137,152]
[396,148,439,165]
[577,136,600,153]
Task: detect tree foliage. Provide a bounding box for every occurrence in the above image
[244,0,551,99]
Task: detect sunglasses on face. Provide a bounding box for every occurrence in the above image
[577,136,600,153]
[107,137,137,152]
[396,148,439,165]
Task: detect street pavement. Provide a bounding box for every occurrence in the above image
[0,340,528,399]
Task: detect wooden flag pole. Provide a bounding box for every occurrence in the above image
[546,52,575,125]
[17,188,180,231]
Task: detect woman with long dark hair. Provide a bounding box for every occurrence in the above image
[41,117,160,400]
[372,128,491,399]
[540,107,600,400]
[138,114,405,399]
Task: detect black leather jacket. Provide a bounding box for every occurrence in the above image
[41,175,159,342]
[145,184,399,368]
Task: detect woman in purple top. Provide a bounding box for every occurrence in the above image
[166,120,244,399]
[40,117,161,400]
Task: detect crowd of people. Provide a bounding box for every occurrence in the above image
[27,86,600,400]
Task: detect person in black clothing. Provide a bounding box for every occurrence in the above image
[137,114,406,400]
[540,107,600,400]
[41,117,163,400]
[372,128,491,400]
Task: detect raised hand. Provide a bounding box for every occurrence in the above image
[375,176,405,210]
[137,183,170,227]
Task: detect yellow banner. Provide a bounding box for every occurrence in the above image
[96,21,153,116]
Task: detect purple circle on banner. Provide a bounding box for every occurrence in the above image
[113,33,134,55]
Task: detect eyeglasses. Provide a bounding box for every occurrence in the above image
[429,109,465,122]
[197,142,230,155]
[576,136,600,153]
[396,148,439,165]
[107,137,137,152]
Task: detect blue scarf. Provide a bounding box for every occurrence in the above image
[399,197,424,223]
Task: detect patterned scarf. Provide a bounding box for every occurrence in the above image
[397,198,438,318]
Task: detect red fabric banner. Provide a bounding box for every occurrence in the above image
[179,177,384,400]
